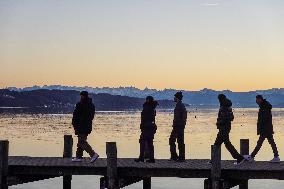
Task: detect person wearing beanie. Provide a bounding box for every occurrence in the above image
[72,91,99,163]
[169,92,188,162]
[244,95,280,163]
[135,96,158,163]
[212,94,245,165]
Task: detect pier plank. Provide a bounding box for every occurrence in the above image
[8,156,284,180]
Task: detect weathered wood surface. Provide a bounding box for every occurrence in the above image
[211,145,221,189]
[0,141,9,189]
[8,157,284,180]
[239,139,249,189]
[106,142,118,189]
[63,135,73,189]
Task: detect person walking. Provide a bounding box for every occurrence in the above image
[244,95,280,163]
[213,94,245,164]
[169,92,187,162]
[71,91,99,163]
[135,96,158,163]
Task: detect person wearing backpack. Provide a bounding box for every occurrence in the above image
[213,94,245,164]
[169,92,188,162]
[135,96,158,163]
[244,95,280,163]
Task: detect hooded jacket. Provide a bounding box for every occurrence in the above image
[257,99,274,135]
[216,98,234,132]
[140,101,158,132]
[72,97,95,135]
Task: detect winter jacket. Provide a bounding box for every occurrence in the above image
[173,101,187,130]
[257,99,274,136]
[140,101,158,132]
[72,98,95,135]
[216,99,234,132]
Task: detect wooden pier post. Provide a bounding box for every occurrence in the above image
[239,139,249,189]
[204,179,210,189]
[63,135,73,189]
[211,145,221,189]
[0,141,9,189]
[100,177,107,189]
[106,142,118,189]
[143,177,151,189]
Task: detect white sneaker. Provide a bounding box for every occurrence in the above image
[234,158,246,165]
[90,153,99,163]
[270,156,280,163]
[243,155,255,162]
[72,157,83,162]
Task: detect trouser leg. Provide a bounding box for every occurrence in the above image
[77,134,95,158]
[214,131,224,146]
[169,130,178,158]
[223,133,242,160]
[251,135,265,158]
[147,138,155,160]
[139,134,146,159]
[177,131,185,160]
[267,135,279,157]
[76,135,84,158]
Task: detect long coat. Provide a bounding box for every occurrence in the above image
[257,99,274,136]
[140,101,158,134]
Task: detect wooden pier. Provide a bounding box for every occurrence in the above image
[0,136,283,189]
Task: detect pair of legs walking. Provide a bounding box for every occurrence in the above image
[73,134,99,163]
[169,128,185,161]
[76,134,95,158]
[250,134,279,159]
[214,130,244,162]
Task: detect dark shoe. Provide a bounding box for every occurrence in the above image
[134,158,144,163]
[146,159,155,163]
[169,156,178,161]
[177,158,185,162]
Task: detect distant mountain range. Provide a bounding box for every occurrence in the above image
[5,85,284,108]
[0,89,179,114]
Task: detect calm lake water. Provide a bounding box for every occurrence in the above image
[0,108,284,189]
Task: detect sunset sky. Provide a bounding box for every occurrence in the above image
[0,0,283,91]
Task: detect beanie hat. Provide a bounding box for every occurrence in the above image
[146,96,154,102]
[218,94,226,101]
[256,95,264,100]
[174,92,183,100]
[80,91,89,97]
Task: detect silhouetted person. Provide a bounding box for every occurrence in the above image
[169,92,187,162]
[244,95,280,163]
[72,91,99,163]
[213,94,245,164]
[135,96,158,163]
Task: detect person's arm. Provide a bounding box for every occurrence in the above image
[182,105,187,125]
[261,108,272,126]
[216,107,227,125]
[72,103,80,129]
[175,104,185,125]
[90,104,96,120]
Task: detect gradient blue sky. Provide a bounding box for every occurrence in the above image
[0,0,284,91]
